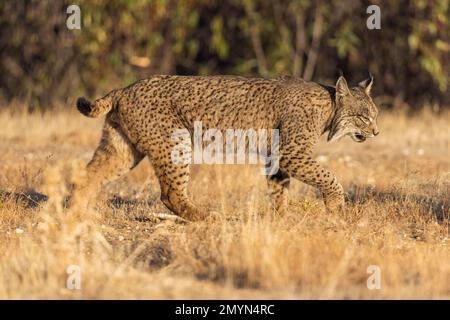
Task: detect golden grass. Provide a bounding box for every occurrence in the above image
[0,106,448,299]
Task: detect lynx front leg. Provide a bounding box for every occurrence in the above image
[280,151,345,213]
[266,168,290,215]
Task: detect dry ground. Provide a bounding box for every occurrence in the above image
[0,105,448,299]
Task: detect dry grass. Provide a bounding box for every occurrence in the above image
[0,105,448,299]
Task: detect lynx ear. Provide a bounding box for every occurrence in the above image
[358,74,374,95]
[336,76,351,98]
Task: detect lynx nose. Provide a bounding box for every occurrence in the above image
[373,128,379,136]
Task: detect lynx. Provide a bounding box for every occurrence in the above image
[72,75,379,220]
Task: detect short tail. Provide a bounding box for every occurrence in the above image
[76,90,117,118]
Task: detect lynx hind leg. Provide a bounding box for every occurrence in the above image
[137,120,208,221]
[69,118,144,212]
[267,168,290,215]
[154,162,208,221]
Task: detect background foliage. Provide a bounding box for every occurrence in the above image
[0,0,448,109]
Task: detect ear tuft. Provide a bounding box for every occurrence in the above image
[358,74,374,94]
[336,76,350,97]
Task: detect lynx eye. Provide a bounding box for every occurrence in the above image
[358,116,371,124]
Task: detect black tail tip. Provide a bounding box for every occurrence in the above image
[76,97,92,116]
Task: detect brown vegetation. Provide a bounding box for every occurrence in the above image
[0,106,448,299]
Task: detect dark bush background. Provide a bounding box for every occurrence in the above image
[0,0,448,109]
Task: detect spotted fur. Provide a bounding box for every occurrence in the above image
[71,75,379,220]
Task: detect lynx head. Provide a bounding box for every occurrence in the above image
[328,75,379,143]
